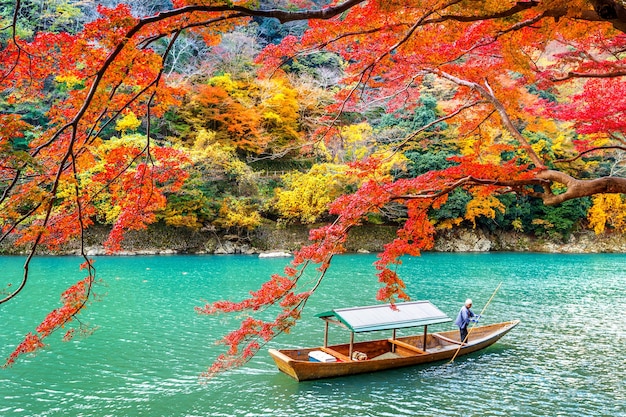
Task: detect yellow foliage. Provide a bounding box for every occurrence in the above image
[95,133,147,153]
[458,135,477,156]
[192,129,219,154]
[331,122,407,178]
[214,197,261,231]
[512,218,524,232]
[587,194,626,234]
[115,111,142,133]
[163,214,201,228]
[258,77,301,144]
[550,133,571,158]
[532,218,553,229]
[457,123,506,164]
[55,74,83,89]
[525,117,561,137]
[584,133,612,148]
[55,180,76,200]
[273,164,355,224]
[209,73,240,93]
[102,204,122,224]
[191,131,250,178]
[263,111,283,124]
[531,139,548,156]
[464,195,505,227]
[435,217,463,230]
[339,123,372,162]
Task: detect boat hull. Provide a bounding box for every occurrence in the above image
[268,320,519,381]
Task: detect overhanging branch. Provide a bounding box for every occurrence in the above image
[393,170,626,207]
[535,170,626,205]
[395,175,549,200]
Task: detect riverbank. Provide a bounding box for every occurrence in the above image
[2,222,625,255]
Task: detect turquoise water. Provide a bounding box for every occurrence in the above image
[1,253,625,416]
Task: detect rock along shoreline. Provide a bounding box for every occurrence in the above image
[1,222,625,256]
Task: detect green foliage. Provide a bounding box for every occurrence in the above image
[474,194,591,239]
[527,83,557,103]
[282,51,344,81]
[535,198,591,240]
[376,94,446,133]
[160,189,216,229]
[429,188,471,223]
[0,0,87,36]
[256,17,307,46]
[404,149,457,178]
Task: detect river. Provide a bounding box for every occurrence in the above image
[1,253,625,416]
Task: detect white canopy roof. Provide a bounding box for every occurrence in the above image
[316,300,451,333]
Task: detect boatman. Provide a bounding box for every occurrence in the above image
[454,299,479,343]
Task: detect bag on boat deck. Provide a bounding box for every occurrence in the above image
[351,351,368,361]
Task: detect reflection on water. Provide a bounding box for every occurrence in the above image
[1,253,625,416]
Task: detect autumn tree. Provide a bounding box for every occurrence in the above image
[272,163,356,224]
[2,0,626,372]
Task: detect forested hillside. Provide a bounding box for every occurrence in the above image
[3,0,623,247]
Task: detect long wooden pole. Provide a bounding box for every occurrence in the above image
[448,281,502,364]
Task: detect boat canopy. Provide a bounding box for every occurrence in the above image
[315,301,451,333]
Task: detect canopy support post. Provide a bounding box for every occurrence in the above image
[324,321,329,348]
[391,329,396,353]
[349,332,354,360]
[423,325,428,351]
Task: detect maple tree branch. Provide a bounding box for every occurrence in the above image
[396,175,549,201]
[311,3,461,142]
[272,0,545,71]
[266,25,391,81]
[2,40,161,301]
[0,169,21,206]
[554,145,626,163]
[552,69,626,81]
[444,12,548,66]
[535,169,626,205]
[435,71,546,169]
[139,14,247,49]
[394,170,626,208]
[0,163,64,305]
[123,0,367,31]
[31,1,372,158]
[427,1,542,24]
[0,196,44,305]
[0,1,22,82]
[137,0,626,33]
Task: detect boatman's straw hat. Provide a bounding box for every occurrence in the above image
[465,299,473,306]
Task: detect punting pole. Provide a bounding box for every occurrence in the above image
[448,281,502,364]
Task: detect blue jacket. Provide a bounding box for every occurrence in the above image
[454,305,476,329]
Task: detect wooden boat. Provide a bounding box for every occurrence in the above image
[268,301,519,381]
